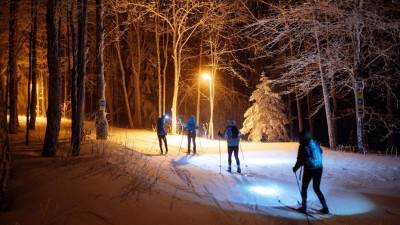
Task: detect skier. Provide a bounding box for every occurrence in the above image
[202,123,208,138]
[184,115,198,154]
[218,120,241,173]
[292,130,329,214]
[156,115,168,155]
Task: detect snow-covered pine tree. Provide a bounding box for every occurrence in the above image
[241,74,289,142]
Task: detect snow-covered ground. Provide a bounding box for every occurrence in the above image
[106,126,400,221]
[1,120,399,225]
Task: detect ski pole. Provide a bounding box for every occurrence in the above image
[239,142,248,167]
[150,136,159,153]
[218,136,222,174]
[178,132,184,154]
[294,171,302,198]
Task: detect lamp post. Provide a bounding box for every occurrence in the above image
[202,72,214,139]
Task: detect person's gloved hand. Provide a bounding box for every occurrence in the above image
[292,166,297,173]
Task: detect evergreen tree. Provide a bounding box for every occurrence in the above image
[241,74,288,142]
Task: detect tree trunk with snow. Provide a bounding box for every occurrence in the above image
[155,9,162,117]
[133,22,142,127]
[352,2,366,153]
[114,13,133,128]
[42,0,61,157]
[314,20,336,149]
[95,0,108,140]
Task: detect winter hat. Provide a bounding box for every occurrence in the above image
[228,120,236,126]
[299,130,312,142]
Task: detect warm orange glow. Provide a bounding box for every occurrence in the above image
[201,72,211,81]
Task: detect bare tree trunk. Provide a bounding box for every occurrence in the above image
[29,0,38,129]
[114,13,133,128]
[42,0,61,157]
[332,88,338,146]
[196,34,203,126]
[155,7,162,117]
[171,0,179,134]
[386,87,394,146]
[162,29,169,115]
[314,20,336,149]
[133,21,142,127]
[0,58,11,208]
[71,0,88,156]
[353,1,366,153]
[307,93,314,137]
[69,0,79,150]
[95,0,108,140]
[296,97,303,132]
[8,0,18,134]
[287,94,294,140]
[25,0,37,144]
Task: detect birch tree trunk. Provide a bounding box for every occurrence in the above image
[314,19,336,149]
[171,0,179,133]
[133,22,142,127]
[42,0,61,157]
[352,0,366,153]
[114,13,134,128]
[196,34,203,126]
[155,8,162,117]
[162,29,169,115]
[95,0,108,140]
[8,0,18,134]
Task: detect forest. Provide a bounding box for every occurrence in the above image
[0,0,400,224]
[0,0,399,156]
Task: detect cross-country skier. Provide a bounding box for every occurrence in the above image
[184,116,198,154]
[218,120,241,173]
[292,130,329,214]
[156,115,168,155]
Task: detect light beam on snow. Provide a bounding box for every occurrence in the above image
[248,185,281,197]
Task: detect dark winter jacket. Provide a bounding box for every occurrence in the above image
[293,139,323,171]
[157,116,166,136]
[184,116,198,136]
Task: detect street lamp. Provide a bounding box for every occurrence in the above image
[201,71,214,139]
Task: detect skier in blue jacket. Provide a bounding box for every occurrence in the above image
[219,120,241,173]
[184,116,198,154]
[293,130,329,214]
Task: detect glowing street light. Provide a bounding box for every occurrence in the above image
[202,72,211,81]
[200,71,214,139]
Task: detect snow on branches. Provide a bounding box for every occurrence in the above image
[241,74,288,142]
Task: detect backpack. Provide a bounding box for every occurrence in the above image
[305,139,323,169]
[231,126,239,139]
[157,118,165,135]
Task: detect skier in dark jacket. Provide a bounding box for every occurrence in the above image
[184,116,198,154]
[293,131,329,214]
[218,120,241,173]
[156,115,168,155]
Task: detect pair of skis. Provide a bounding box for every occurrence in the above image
[278,199,331,224]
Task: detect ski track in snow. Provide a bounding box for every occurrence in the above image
[105,128,400,220]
